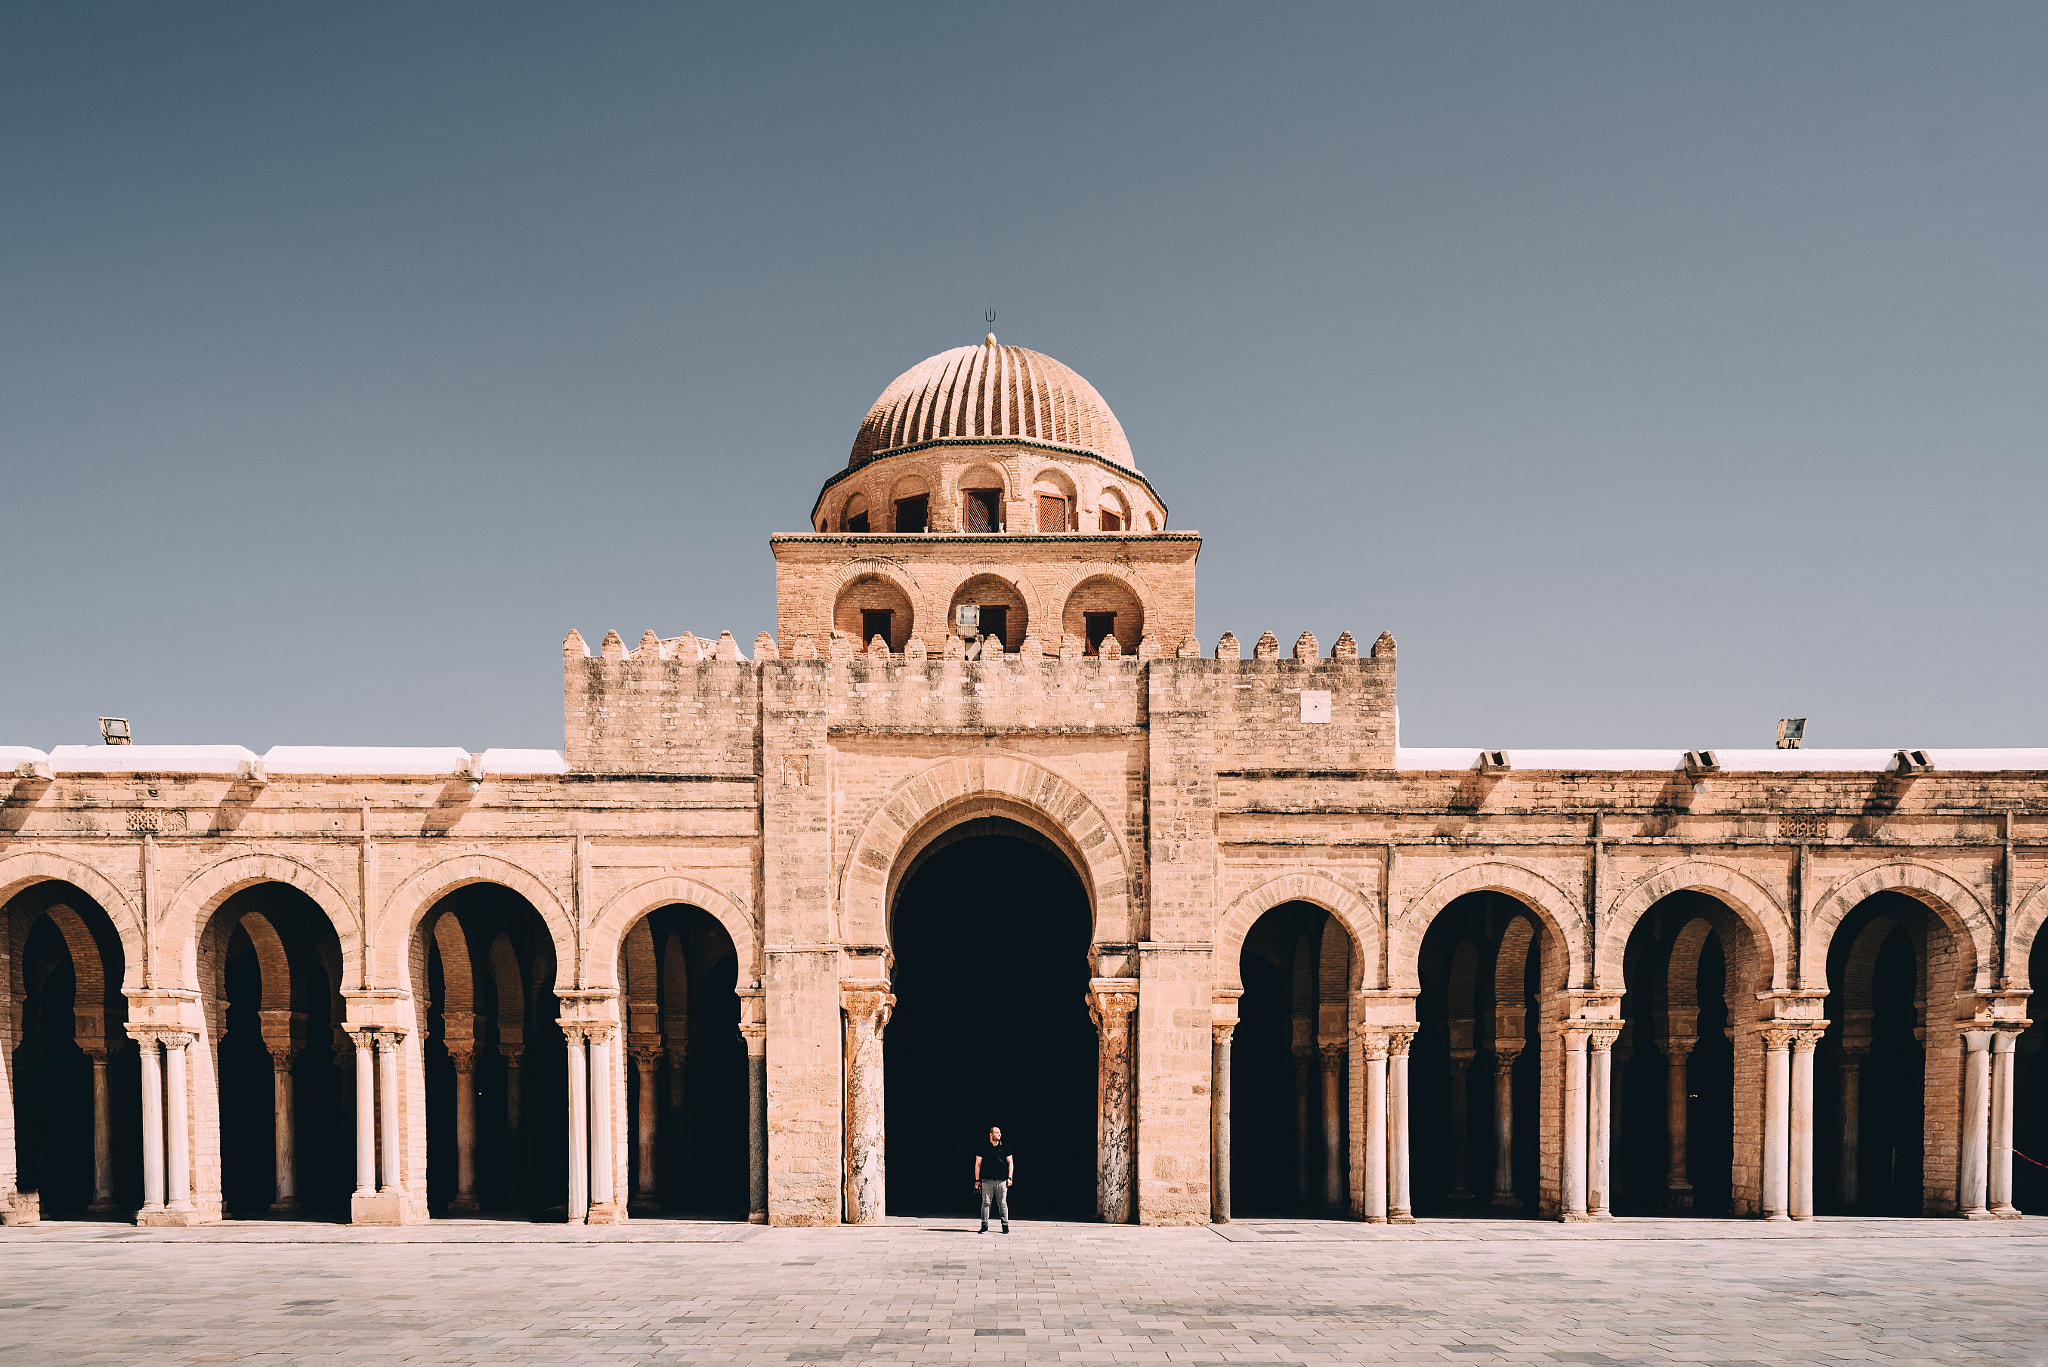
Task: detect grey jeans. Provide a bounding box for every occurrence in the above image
[978,1178,1010,1221]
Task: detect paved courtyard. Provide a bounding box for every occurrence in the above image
[1,1216,2044,1365]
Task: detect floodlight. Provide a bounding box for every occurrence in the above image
[99,717,130,745]
[1775,719,1805,750]
[1479,750,1510,774]
[1684,750,1720,777]
[1891,749,1933,776]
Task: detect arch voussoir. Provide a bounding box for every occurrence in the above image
[1390,859,1588,993]
[1214,870,1383,996]
[1597,858,1793,994]
[1806,858,1997,993]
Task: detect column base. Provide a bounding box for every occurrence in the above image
[136,1206,209,1228]
[1364,1214,1389,1225]
[628,1195,661,1215]
[748,1210,768,1224]
[1960,1206,1998,1220]
[1762,1210,1792,1222]
[584,1201,629,1225]
[1664,1188,1693,1211]
[448,1195,479,1214]
[269,1200,301,1214]
[1992,1205,2023,1219]
[1487,1193,1522,1209]
[88,1198,117,1214]
[1446,1187,1471,1202]
[350,1191,408,1225]
[1558,1210,1601,1223]
[1388,1210,1416,1224]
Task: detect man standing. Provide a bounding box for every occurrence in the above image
[973,1125,1013,1233]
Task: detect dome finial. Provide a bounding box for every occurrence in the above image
[984,307,997,347]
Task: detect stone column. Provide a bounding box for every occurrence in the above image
[1959,1027,1993,1218]
[1588,1027,1618,1219]
[1561,1029,1588,1219]
[353,1033,375,1197]
[1761,1028,1791,1220]
[842,986,893,1226]
[1319,1042,1344,1207]
[631,1045,661,1212]
[740,1021,767,1224]
[1990,1029,2021,1217]
[136,1032,166,1214]
[501,1044,525,1193]
[587,1026,617,1216]
[1210,1022,1234,1224]
[164,1032,192,1213]
[564,1026,590,1222]
[270,1046,300,1213]
[449,1049,478,1213]
[1663,1037,1694,1209]
[375,1031,402,1196]
[1490,1047,1520,1206]
[1292,1044,1314,1203]
[1387,1030,1414,1223]
[1088,982,1138,1224]
[1361,1032,1388,1222]
[86,1048,115,1212]
[1446,1051,1473,1201]
[1790,1030,1820,1221]
[1836,1043,1866,1209]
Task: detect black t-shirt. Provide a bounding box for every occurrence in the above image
[975,1141,1011,1181]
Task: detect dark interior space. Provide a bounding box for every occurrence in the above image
[1615,895,1734,1215]
[637,904,749,1219]
[1413,892,1543,1217]
[2018,936,2046,1213]
[1230,901,1347,1216]
[422,883,568,1219]
[213,883,348,1219]
[886,819,1095,1220]
[1818,893,1925,1214]
[9,883,139,1217]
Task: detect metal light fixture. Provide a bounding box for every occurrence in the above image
[98,717,131,746]
[1775,719,1805,750]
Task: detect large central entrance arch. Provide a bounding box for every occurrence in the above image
[884,816,1097,1220]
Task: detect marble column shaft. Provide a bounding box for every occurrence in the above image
[1561,1031,1588,1219]
[1319,1042,1344,1207]
[1959,1027,1993,1218]
[1387,1031,1414,1222]
[741,1024,767,1224]
[270,1047,299,1211]
[588,1028,615,1209]
[375,1033,403,1195]
[451,1051,478,1212]
[87,1049,115,1211]
[565,1027,590,1222]
[1990,1029,2021,1217]
[842,987,893,1226]
[1361,1033,1388,1223]
[137,1034,166,1212]
[352,1033,375,1197]
[164,1033,191,1212]
[1588,1028,1618,1219]
[1790,1030,1820,1221]
[1761,1029,1791,1220]
[1089,985,1137,1225]
[1490,1048,1519,1206]
[1663,1038,1694,1208]
[632,1048,660,1203]
[1211,1024,1234,1224]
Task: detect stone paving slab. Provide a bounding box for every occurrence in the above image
[1,1217,2043,1365]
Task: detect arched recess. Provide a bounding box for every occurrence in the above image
[840,755,1135,949]
[584,876,760,990]
[168,853,360,994]
[1805,859,1996,993]
[1597,859,1793,994]
[1390,861,1589,993]
[2008,881,2048,986]
[377,853,574,996]
[1214,872,1382,995]
[0,853,144,990]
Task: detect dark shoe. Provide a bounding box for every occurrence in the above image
[978,1222,987,1233]
[1001,1222,1010,1233]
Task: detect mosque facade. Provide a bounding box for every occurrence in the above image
[2,335,2043,1230]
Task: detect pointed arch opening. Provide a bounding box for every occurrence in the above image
[1817,893,1931,1214]
[199,882,349,1219]
[1230,901,1356,1216]
[885,815,1096,1219]
[416,883,567,1220]
[617,904,748,1219]
[5,881,135,1219]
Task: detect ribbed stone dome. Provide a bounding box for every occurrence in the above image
[850,337,1136,472]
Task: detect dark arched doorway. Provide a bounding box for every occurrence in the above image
[418,883,569,1220]
[1818,893,1929,1214]
[1231,901,1352,1216]
[886,817,1095,1219]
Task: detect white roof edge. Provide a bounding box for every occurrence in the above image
[262,746,473,776]
[1,746,51,762]
[479,748,570,775]
[1396,746,2048,773]
[47,743,259,774]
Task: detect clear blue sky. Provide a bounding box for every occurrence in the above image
[4,4,2043,752]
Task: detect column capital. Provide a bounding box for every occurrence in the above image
[500,1044,525,1066]
[841,984,894,1032]
[1358,1025,1414,1060]
[1761,1026,1798,1051]
[269,1044,303,1071]
[1211,1021,1236,1046]
[1087,979,1138,1031]
[561,1023,590,1046]
[1659,1035,1697,1061]
[1991,1027,2023,1052]
[1587,1027,1621,1052]
[446,1047,478,1072]
[627,1041,664,1066]
[1491,1049,1519,1076]
[1789,1028,1825,1054]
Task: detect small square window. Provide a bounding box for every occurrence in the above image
[1038,494,1069,533]
[1084,611,1116,654]
[964,489,1001,533]
[860,609,893,647]
[894,495,928,534]
[1099,508,1122,532]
